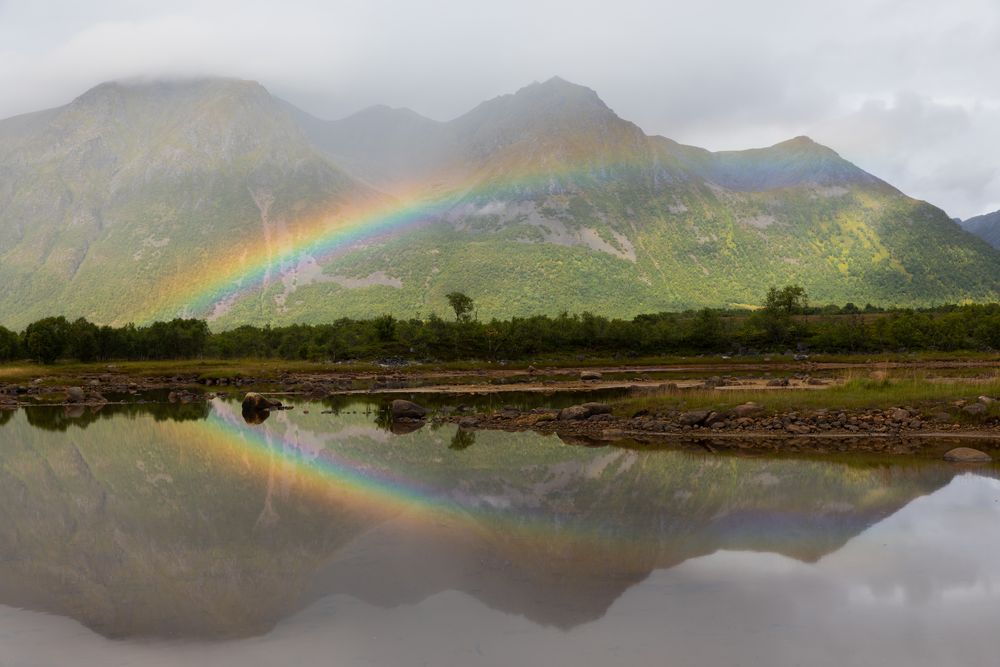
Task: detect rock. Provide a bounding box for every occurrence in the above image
[731,402,763,417]
[767,378,789,387]
[559,405,592,420]
[678,410,711,426]
[580,371,603,381]
[458,417,479,428]
[978,395,995,404]
[390,399,428,420]
[242,392,282,412]
[943,447,992,463]
[600,429,626,440]
[588,413,614,422]
[558,403,612,420]
[889,408,910,421]
[704,411,728,426]
[65,387,86,403]
[793,354,810,361]
[527,365,539,374]
[962,403,988,416]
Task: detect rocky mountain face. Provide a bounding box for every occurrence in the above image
[962,210,1000,249]
[1,76,998,328]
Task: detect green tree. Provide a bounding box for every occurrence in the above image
[68,317,100,362]
[764,285,808,316]
[373,314,397,343]
[24,316,70,364]
[0,325,19,361]
[758,285,809,347]
[445,292,475,323]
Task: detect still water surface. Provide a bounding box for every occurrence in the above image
[0,395,999,666]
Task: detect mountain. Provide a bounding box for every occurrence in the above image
[1,76,998,328]
[961,210,1000,249]
[0,78,384,327]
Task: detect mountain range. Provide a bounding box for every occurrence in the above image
[1,76,999,328]
[961,210,1000,249]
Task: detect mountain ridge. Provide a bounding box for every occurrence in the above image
[962,210,1000,249]
[0,75,998,329]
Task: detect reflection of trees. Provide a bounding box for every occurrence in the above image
[0,409,12,427]
[22,401,210,432]
[449,428,476,450]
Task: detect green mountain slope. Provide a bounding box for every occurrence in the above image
[0,79,383,328]
[1,76,998,328]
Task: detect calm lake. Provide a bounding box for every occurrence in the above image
[1,394,999,666]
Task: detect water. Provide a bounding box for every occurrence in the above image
[1,395,999,666]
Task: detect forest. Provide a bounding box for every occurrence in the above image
[2,287,1000,364]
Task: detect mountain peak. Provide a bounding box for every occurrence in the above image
[510,76,607,108]
[771,135,840,157]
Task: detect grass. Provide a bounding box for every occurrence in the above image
[615,371,1000,419]
[1,349,998,383]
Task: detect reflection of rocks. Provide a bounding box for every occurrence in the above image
[242,392,284,424]
[390,399,428,419]
[242,407,271,424]
[388,419,425,435]
[944,447,991,462]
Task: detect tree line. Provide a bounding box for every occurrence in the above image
[3,287,1000,364]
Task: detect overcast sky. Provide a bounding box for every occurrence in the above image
[1,0,998,218]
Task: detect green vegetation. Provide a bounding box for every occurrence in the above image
[3,78,1000,330]
[615,374,1000,418]
[3,287,1000,365]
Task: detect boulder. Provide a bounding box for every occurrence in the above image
[979,395,995,404]
[242,392,282,412]
[559,403,612,420]
[943,447,992,463]
[559,405,592,421]
[731,402,763,417]
[458,416,479,428]
[678,410,711,426]
[888,408,910,422]
[65,387,86,403]
[390,399,428,420]
[962,403,987,416]
[767,378,790,387]
[580,371,603,381]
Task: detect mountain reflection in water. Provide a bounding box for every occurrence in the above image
[0,396,998,666]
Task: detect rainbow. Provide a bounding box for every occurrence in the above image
[182,399,659,551]
[138,154,653,324]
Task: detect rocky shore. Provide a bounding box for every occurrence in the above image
[435,399,1000,457]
